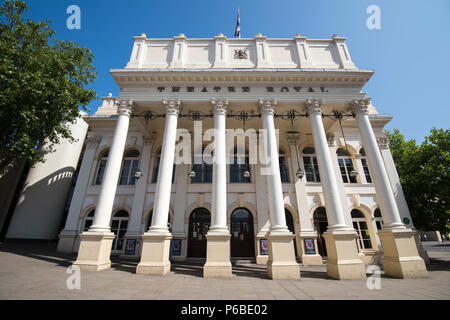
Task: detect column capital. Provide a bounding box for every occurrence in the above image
[305,98,323,115]
[162,98,181,116]
[258,98,277,115]
[211,98,229,115]
[377,136,390,150]
[350,98,372,115]
[114,98,134,117]
[86,136,101,149]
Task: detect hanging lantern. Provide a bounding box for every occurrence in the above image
[134,169,142,179]
[189,168,196,178]
[243,170,251,178]
[296,169,305,179]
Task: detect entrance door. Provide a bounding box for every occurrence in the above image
[285,209,298,258]
[313,207,328,257]
[230,208,255,257]
[187,208,211,258]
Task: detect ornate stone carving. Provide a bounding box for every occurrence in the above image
[162,98,181,116]
[234,49,248,59]
[114,98,134,117]
[211,98,229,115]
[377,136,390,150]
[305,98,323,115]
[326,133,338,147]
[350,97,371,115]
[86,136,101,149]
[258,98,277,115]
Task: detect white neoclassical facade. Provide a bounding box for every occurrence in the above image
[8,32,429,280]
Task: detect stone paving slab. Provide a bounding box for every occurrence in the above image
[0,241,449,300]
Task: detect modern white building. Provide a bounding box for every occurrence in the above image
[5,33,429,280]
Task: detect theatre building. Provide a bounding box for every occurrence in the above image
[3,33,429,280]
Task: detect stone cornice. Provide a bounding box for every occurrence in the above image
[110,69,373,88]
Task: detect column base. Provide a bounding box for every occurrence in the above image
[136,232,172,275]
[203,232,233,278]
[72,231,115,272]
[267,231,301,280]
[379,229,428,279]
[323,230,366,280]
[298,232,323,266]
[57,230,78,254]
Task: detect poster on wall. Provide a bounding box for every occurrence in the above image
[125,239,136,255]
[304,238,316,254]
[260,239,268,255]
[171,239,182,256]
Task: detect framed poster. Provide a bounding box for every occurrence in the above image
[171,239,182,256]
[260,239,268,255]
[304,238,316,255]
[125,239,136,255]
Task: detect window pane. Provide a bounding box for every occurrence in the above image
[95,159,107,185]
[119,160,132,185]
[203,164,212,183]
[230,163,240,183]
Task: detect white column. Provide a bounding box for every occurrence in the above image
[125,136,155,238]
[306,99,366,280]
[203,98,232,278]
[209,98,228,233]
[259,99,289,233]
[259,99,300,280]
[148,99,180,233]
[351,98,404,230]
[57,136,100,253]
[305,99,348,230]
[89,99,134,232]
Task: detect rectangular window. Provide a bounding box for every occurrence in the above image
[279,157,290,183]
[361,158,372,183]
[230,157,250,183]
[303,156,320,182]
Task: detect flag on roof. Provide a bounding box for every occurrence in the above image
[234,8,240,38]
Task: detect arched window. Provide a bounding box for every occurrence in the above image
[230,150,250,183]
[359,148,372,183]
[94,150,109,185]
[119,149,140,185]
[337,148,357,183]
[279,150,290,183]
[374,208,383,231]
[111,210,129,252]
[351,209,372,250]
[152,150,176,184]
[83,210,95,231]
[302,147,320,182]
[191,146,212,183]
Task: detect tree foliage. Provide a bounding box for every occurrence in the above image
[0,0,97,175]
[387,128,450,233]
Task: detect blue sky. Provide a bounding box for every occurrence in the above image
[15,0,450,143]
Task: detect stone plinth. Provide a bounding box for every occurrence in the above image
[73,232,115,272]
[203,232,233,278]
[266,231,301,280]
[136,232,172,275]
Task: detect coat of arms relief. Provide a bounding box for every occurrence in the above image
[233,48,248,59]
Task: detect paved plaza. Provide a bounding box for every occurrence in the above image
[0,241,449,300]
